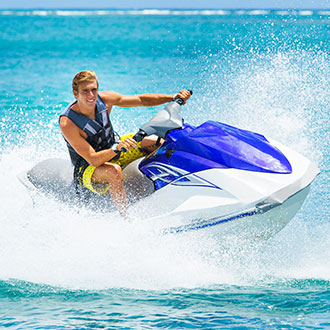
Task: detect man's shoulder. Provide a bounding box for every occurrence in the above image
[99,90,122,104]
[60,116,83,141]
[59,115,81,133]
[59,100,76,117]
[59,115,74,128]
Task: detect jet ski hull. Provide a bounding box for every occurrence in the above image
[18,151,316,242]
[162,185,310,241]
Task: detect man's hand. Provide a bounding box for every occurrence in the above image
[173,90,191,104]
[117,137,138,152]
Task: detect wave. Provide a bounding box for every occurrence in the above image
[0,9,329,17]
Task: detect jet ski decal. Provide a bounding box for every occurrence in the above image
[143,162,221,190]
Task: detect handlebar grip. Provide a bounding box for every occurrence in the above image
[176,89,193,105]
[133,129,147,142]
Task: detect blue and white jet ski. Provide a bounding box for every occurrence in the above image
[18,95,319,240]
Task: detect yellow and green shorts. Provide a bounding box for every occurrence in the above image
[75,133,145,195]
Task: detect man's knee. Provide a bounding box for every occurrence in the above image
[94,163,123,184]
[103,163,123,181]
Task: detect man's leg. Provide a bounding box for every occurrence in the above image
[92,163,128,217]
[89,136,162,216]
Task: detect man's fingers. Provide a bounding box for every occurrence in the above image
[125,138,138,148]
[176,89,191,103]
[120,138,138,151]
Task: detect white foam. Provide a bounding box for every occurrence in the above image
[55,10,92,16]
[31,10,48,16]
[317,10,330,16]
[0,10,14,15]
[0,9,271,17]
[141,9,171,15]
[199,10,231,15]
[0,9,319,17]
[171,10,200,15]
[275,10,291,16]
[298,10,314,16]
[247,10,270,16]
[0,147,232,289]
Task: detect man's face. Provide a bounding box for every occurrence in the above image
[74,80,98,108]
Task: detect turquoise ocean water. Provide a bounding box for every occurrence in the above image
[1,8,330,329]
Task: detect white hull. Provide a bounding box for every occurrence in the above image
[161,185,309,241]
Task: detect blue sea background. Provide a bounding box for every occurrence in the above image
[0,8,330,329]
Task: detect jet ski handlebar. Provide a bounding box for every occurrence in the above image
[175,89,193,105]
[133,90,193,142]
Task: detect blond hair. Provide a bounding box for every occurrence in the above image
[72,70,98,93]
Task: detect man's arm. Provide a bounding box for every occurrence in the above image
[60,116,137,168]
[99,90,191,108]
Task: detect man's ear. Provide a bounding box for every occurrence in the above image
[73,90,78,99]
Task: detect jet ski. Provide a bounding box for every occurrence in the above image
[18,95,320,240]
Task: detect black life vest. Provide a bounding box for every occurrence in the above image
[59,95,120,166]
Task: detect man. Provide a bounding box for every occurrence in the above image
[59,70,191,217]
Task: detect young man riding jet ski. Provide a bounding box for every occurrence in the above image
[59,70,191,217]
